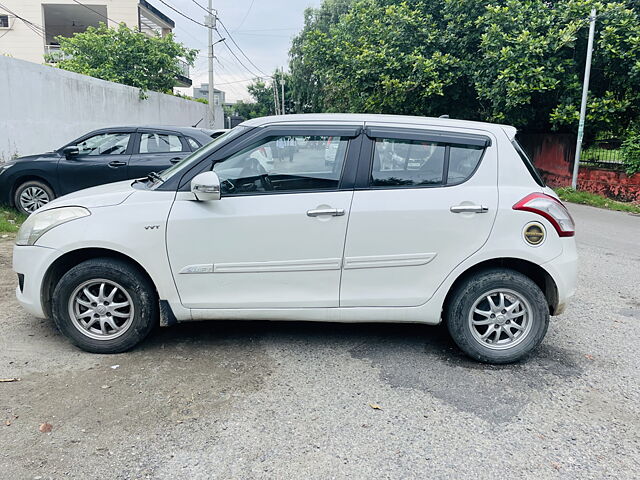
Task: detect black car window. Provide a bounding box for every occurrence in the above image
[371,138,446,187]
[213,135,348,195]
[139,133,184,153]
[187,137,201,150]
[75,133,130,155]
[447,145,484,184]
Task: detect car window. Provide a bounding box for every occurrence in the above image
[187,137,201,150]
[371,138,445,187]
[139,133,184,154]
[447,145,484,184]
[75,133,130,156]
[213,135,348,195]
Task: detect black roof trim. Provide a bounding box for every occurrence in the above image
[139,0,175,28]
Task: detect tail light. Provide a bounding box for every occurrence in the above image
[513,193,575,237]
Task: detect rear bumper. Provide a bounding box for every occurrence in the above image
[13,244,58,318]
[542,238,578,315]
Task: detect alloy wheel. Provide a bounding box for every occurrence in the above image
[467,288,533,350]
[68,279,135,341]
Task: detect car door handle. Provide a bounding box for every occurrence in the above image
[450,204,489,214]
[306,208,346,217]
[170,157,182,164]
[108,160,127,167]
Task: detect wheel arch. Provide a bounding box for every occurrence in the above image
[442,257,559,317]
[11,174,57,207]
[41,247,159,320]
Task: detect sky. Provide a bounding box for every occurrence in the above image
[158,0,323,102]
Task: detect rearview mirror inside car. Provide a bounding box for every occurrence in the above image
[191,171,221,201]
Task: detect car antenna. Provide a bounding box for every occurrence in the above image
[192,118,203,128]
[439,114,450,118]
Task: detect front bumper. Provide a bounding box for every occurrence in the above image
[13,244,58,318]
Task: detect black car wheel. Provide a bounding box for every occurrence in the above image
[14,180,55,215]
[446,268,549,364]
[52,258,158,353]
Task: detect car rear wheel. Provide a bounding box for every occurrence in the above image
[52,258,157,353]
[446,269,549,364]
[14,180,55,215]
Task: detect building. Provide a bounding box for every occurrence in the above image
[193,83,226,106]
[0,0,190,86]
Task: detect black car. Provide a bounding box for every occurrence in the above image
[0,125,219,214]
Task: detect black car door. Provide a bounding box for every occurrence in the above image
[56,131,133,195]
[128,129,192,178]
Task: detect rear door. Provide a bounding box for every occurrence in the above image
[340,125,498,307]
[56,131,133,195]
[128,129,192,178]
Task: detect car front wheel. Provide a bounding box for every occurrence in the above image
[14,180,55,215]
[446,269,549,364]
[52,258,157,353]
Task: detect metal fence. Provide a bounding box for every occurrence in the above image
[580,138,626,169]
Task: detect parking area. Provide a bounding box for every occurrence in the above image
[1,203,639,479]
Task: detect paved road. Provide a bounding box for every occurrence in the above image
[1,203,639,479]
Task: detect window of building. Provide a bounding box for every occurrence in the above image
[0,15,11,29]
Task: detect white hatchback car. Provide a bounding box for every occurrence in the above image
[13,114,577,363]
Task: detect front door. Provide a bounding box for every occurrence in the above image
[166,128,360,309]
[340,126,499,307]
[57,131,132,195]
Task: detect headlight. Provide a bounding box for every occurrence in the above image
[16,206,90,246]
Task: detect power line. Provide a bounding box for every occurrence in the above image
[0,3,45,38]
[216,17,269,77]
[234,0,255,31]
[155,0,207,28]
[190,0,209,14]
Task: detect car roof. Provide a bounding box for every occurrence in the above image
[241,113,517,139]
[83,125,214,140]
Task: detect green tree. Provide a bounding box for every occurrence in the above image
[226,72,293,120]
[53,23,197,97]
[289,0,640,135]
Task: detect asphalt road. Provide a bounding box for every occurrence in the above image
[1,203,639,479]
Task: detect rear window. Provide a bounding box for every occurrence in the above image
[512,139,545,187]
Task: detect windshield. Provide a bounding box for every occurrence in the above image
[154,125,249,184]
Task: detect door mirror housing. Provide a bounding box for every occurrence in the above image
[62,146,79,158]
[191,171,221,201]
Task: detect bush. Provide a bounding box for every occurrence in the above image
[621,126,640,175]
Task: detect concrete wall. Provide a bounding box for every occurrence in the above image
[0,56,222,160]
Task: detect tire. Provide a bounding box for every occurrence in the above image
[14,180,55,215]
[52,258,157,354]
[446,268,549,364]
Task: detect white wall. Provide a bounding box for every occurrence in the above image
[0,0,139,65]
[0,56,223,160]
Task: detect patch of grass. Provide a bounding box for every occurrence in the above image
[0,207,27,234]
[555,187,640,214]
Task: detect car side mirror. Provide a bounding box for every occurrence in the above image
[62,146,79,158]
[191,171,221,201]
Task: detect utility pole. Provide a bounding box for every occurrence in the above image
[273,77,280,115]
[280,67,286,115]
[571,8,596,189]
[206,0,216,128]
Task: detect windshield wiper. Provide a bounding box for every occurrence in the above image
[146,171,164,183]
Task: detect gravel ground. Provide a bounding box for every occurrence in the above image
[1,203,639,480]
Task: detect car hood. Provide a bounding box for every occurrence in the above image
[13,152,60,163]
[43,180,136,210]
